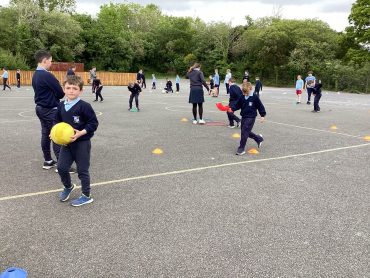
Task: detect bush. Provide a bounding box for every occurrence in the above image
[0,48,29,70]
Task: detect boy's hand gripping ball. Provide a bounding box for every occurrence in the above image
[50,122,75,145]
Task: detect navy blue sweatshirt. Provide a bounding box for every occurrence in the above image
[255,80,263,91]
[231,94,266,118]
[32,69,64,108]
[128,83,141,94]
[229,84,243,104]
[55,100,99,142]
[186,69,209,91]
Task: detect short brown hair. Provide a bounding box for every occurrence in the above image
[64,75,84,90]
[34,50,52,63]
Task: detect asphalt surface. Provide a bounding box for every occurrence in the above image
[0,80,369,277]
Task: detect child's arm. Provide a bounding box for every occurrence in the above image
[230,96,243,112]
[255,97,266,122]
[71,104,99,142]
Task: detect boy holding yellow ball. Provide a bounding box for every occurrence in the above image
[55,75,99,206]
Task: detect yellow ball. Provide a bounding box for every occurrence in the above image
[50,122,74,145]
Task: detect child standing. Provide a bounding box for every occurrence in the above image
[254,77,263,97]
[16,69,21,88]
[175,74,180,92]
[312,79,322,112]
[295,75,304,104]
[229,82,266,155]
[151,74,156,89]
[128,81,141,110]
[93,77,104,102]
[55,75,99,206]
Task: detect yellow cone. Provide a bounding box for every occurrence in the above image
[232,133,241,138]
[330,125,338,130]
[364,136,370,142]
[152,148,163,155]
[181,118,188,122]
[248,148,259,154]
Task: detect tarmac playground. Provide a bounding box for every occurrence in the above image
[0,80,369,277]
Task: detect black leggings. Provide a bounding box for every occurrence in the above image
[192,103,203,120]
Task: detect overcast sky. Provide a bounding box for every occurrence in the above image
[0,0,356,31]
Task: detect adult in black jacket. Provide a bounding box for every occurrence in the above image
[186,63,209,124]
[32,50,65,170]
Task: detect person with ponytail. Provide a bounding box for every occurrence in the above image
[186,63,209,124]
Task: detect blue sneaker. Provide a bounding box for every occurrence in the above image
[59,184,75,202]
[71,194,93,207]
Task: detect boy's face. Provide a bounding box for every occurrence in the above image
[64,83,83,100]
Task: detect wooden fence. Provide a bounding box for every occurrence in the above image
[5,70,137,86]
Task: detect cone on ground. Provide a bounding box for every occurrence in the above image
[232,133,241,138]
[248,148,259,154]
[330,125,338,130]
[152,148,163,155]
[364,136,370,142]
[181,118,188,122]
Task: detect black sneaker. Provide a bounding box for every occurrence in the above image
[43,160,57,170]
[257,134,264,148]
[307,101,311,105]
[236,121,240,128]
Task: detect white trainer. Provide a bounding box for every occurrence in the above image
[198,119,206,124]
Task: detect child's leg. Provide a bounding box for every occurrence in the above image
[198,103,203,119]
[238,118,256,152]
[57,146,74,188]
[96,86,103,101]
[134,94,139,108]
[129,94,134,109]
[73,141,91,197]
[192,103,197,120]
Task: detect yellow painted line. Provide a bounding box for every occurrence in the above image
[267,120,363,139]
[0,142,369,202]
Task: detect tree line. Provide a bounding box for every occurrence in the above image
[0,0,369,93]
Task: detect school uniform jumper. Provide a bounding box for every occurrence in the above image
[254,80,263,96]
[93,79,104,101]
[2,70,11,90]
[313,83,322,112]
[187,69,209,103]
[227,84,242,126]
[128,83,141,109]
[16,72,21,88]
[55,99,99,196]
[231,95,266,153]
[32,67,65,161]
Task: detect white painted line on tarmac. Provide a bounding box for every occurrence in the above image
[267,120,363,139]
[1,142,369,202]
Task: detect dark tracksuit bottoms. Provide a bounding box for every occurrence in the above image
[227,102,240,126]
[129,93,139,109]
[176,83,180,92]
[58,140,91,196]
[225,83,230,94]
[238,118,263,152]
[307,88,315,102]
[3,78,11,90]
[35,106,61,161]
[95,86,104,101]
[314,93,321,111]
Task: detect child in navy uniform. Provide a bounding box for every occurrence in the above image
[93,77,104,102]
[165,78,173,93]
[230,82,266,155]
[254,77,263,97]
[55,75,99,206]
[312,79,322,112]
[128,81,141,110]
